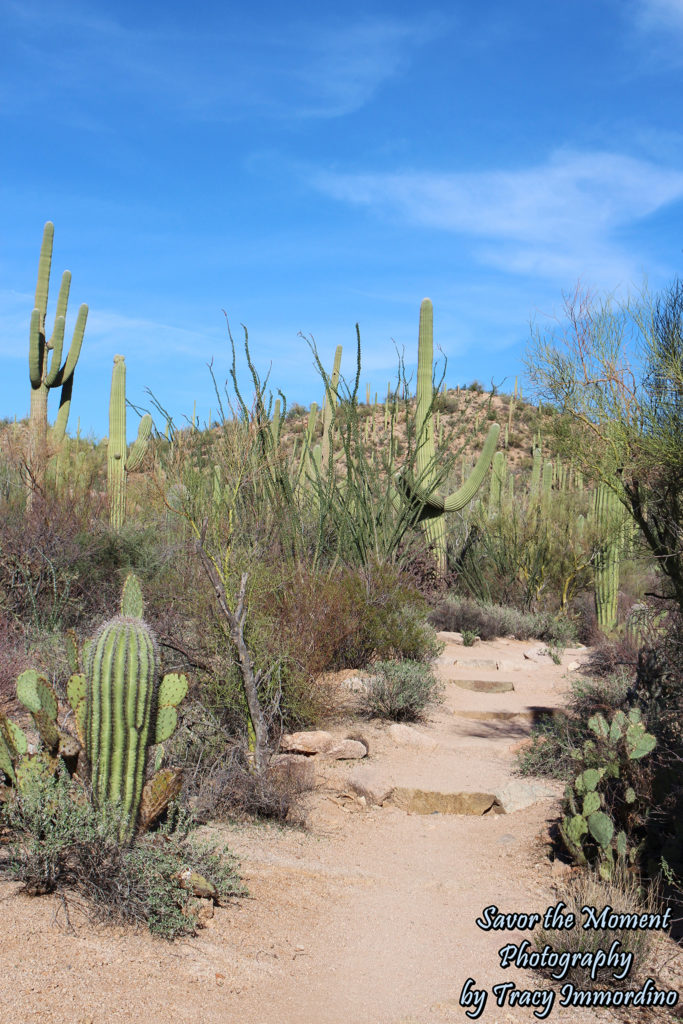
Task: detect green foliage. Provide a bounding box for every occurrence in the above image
[358,659,443,722]
[526,280,683,611]
[0,769,244,938]
[461,629,479,647]
[429,595,578,645]
[558,708,656,877]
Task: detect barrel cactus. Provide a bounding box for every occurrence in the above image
[67,573,187,840]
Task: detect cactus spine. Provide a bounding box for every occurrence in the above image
[108,355,153,529]
[28,222,88,504]
[399,299,500,571]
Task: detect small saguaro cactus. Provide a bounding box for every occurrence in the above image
[108,355,153,529]
[397,298,500,571]
[67,573,187,840]
[593,481,622,633]
[28,221,88,504]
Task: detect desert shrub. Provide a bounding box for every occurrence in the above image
[567,668,633,721]
[516,668,635,783]
[164,700,314,823]
[359,660,442,722]
[429,596,577,645]
[631,610,683,879]
[0,768,245,939]
[533,865,665,990]
[262,563,441,676]
[285,402,308,421]
[515,713,584,780]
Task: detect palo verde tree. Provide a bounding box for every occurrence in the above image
[525,280,683,612]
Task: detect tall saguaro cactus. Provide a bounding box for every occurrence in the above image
[28,222,88,502]
[108,355,153,529]
[398,299,500,571]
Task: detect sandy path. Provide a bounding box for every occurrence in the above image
[1,636,679,1024]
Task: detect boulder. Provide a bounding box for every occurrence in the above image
[494,780,560,813]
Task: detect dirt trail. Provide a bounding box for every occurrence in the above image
[1,635,680,1024]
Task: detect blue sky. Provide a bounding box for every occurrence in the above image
[1,0,682,440]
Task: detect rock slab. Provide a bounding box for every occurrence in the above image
[389,788,503,816]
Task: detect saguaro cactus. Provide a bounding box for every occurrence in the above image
[108,355,153,529]
[594,482,622,633]
[67,574,187,840]
[398,299,500,571]
[28,222,88,502]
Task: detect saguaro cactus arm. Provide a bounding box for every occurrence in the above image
[397,299,500,566]
[28,222,88,457]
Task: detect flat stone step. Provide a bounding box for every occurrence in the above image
[452,678,515,693]
[389,788,504,816]
[453,706,564,722]
[453,709,528,722]
[453,658,499,670]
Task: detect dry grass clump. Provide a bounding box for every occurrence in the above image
[535,864,667,990]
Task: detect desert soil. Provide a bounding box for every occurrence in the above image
[1,634,680,1024]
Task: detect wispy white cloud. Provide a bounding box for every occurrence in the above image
[1,2,437,122]
[309,149,683,287]
[632,0,683,32]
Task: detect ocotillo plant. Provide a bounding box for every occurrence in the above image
[108,355,153,529]
[397,298,500,571]
[66,574,187,840]
[28,221,88,504]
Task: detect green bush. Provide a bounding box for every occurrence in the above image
[359,660,443,722]
[0,768,245,939]
[429,595,577,645]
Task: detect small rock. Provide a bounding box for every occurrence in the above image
[176,869,217,901]
[495,780,560,813]
[280,730,335,755]
[323,739,368,760]
[567,660,581,671]
[387,722,438,750]
[347,767,394,806]
[523,645,549,662]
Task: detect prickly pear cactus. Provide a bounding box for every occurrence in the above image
[559,708,656,876]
